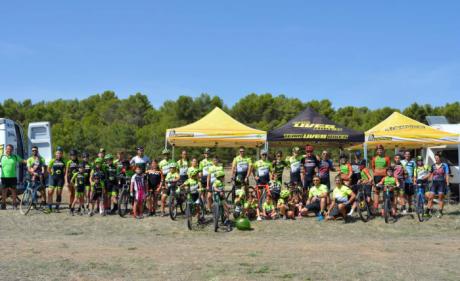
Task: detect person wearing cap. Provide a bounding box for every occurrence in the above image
[159,148,174,179]
[286,147,303,186]
[177,150,189,184]
[65,149,79,209]
[350,151,363,186]
[317,150,335,192]
[371,145,391,211]
[301,145,319,192]
[253,150,272,186]
[130,146,151,174]
[231,146,252,185]
[199,148,213,190]
[401,150,416,213]
[1,144,27,210]
[70,163,88,215]
[46,147,67,213]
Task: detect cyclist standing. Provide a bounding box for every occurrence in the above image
[81,152,93,209]
[130,146,151,174]
[427,153,449,218]
[350,151,362,186]
[317,150,335,192]
[199,148,213,197]
[286,147,303,186]
[159,148,174,179]
[47,147,66,213]
[371,145,391,212]
[1,144,26,210]
[253,150,272,186]
[104,154,119,214]
[231,146,252,186]
[393,154,407,213]
[26,145,47,204]
[301,145,319,194]
[146,160,163,216]
[207,156,224,212]
[65,149,79,209]
[271,151,287,183]
[177,150,189,184]
[413,156,431,216]
[401,151,416,213]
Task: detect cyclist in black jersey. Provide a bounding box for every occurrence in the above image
[146,160,163,216]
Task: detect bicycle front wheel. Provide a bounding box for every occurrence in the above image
[169,193,177,220]
[357,193,371,222]
[118,190,131,218]
[20,189,33,215]
[213,202,220,232]
[185,201,193,230]
[383,194,390,224]
[416,194,425,222]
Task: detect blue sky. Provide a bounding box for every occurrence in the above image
[1,1,459,109]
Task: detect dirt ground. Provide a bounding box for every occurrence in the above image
[1,170,460,281]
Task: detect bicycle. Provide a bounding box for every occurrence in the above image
[226,176,249,205]
[415,181,427,222]
[20,177,45,215]
[168,182,185,221]
[118,175,132,217]
[254,183,271,211]
[184,190,206,230]
[355,184,372,222]
[213,189,231,232]
[381,185,396,224]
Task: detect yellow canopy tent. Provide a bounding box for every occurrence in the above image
[165,107,267,148]
[348,112,459,160]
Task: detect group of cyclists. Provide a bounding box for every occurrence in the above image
[0,142,451,225]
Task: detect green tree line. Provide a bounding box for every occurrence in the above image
[1,91,459,161]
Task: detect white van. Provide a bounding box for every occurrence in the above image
[424,116,460,202]
[0,118,51,190]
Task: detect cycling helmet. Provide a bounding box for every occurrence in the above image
[292,146,300,153]
[81,152,89,158]
[236,189,245,197]
[162,148,170,155]
[355,150,362,157]
[236,217,251,231]
[169,162,178,169]
[56,146,64,152]
[94,158,103,164]
[99,148,105,153]
[189,169,199,177]
[359,159,367,166]
[215,170,225,178]
[69,149,78,156]
[280,189,290,199]
[416,155,423,161]
[104,154,114,160]
[305,145,314,152]
[260,149,268,155]
[136,146,144,151]
[203,148,211,154]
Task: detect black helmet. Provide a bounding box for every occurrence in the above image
[136,146,144,151]
[70,149,78,156]
[359,159,367,166]
[78,163,85,168]
[82,152,89,158]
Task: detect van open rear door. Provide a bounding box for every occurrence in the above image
[28,122,52,164]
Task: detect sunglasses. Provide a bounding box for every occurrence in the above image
[32,150,38,152]
[239,151,245,153]
[313,179,320,182]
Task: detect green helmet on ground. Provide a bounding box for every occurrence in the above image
[236,217,251,231]
[215,170,225,178]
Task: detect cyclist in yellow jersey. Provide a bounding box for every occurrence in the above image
[326,176,355,222]
[199,148,213,188]
[231,146,252,184]
[300,176,328,218]
[207,156,224,211]
[177,150,189,184]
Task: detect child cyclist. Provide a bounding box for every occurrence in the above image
[277,189,290,219]
[70,163,87,215]
[262,194,276,220]
[349,159,373,216]
[244,189,258,220]
[89,173,105,216]
[377,167,400,217]
[161,163,180,216]
[180,169,203,222]
[131,166,146,219]
[213,170,231,226]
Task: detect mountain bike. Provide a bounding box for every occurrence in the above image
[415,181,427,222]
[185,190,206,230]
[213,190,231,232]
[226,176,249,205]
[168,182,185,220]
[356,184,372,222]
[118,175,132,217]
[381,185,396,223]
[20,177,45,215]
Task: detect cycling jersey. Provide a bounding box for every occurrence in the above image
[49,158,66,177]
[318,159,334,179]
[253,159,272,184]
[308,184,328,199]
[372,156,390,176]
[82,161,92,185]
[232,156,252,177]
[130,155,151,173]
[0,154,23,178]
[177,159,189,177]
[66,159,79,181]
[159,159,174,176]
[333,185,352,203]
[414,165,430,181]
[431,163,449,181]
[165,172,179,185]
[401,159,416,183]
[90,168,106,181]
[263,202,275,212]
[360,168,372,182]
[272,159,287,181]
[187,166,200,178]
[91,181,105,193]
[339,163,352,176]
[381,176,397,186]
[393,163,406,180]
[71,172,87,193]
[302,155,319,180]
[131,174,146,201]
[26,155,46,170]
[208,164,224,185]
[183,178,201,194]
[286,155,302,183]
[199,158,213,177]
[147,170,162,189]
[105,163,118,183]
[212,179,225,192]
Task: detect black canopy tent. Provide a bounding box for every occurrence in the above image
[267,107,365,147]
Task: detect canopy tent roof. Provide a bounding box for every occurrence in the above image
[349,112,459,149]
[166,107,266,148]
[268,107,364,146]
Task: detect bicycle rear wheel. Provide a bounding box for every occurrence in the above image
[20,189,33,215]
[185,201,193,230]
[118,190,131,217]
[213,202,220,232]
[357,192,371,222]
[383,194,390,224]
[416,194,424,222]
[169,193,177,220]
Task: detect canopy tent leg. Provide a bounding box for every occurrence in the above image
[172,145,175,161]
[364,143,368,167]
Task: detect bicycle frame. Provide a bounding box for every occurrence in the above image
[255,184,271,210]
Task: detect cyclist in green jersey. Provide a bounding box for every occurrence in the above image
[177,150,189,184]
[253,150,272,186]
[262,194,276,220]
[213,170,231,225]
[180,169,203,222]
[1,144,27,209]
[161,163,180,216]
[70,163,87,215]
[377,167,400,217]
[26,145,47,204]
[187,158,200,179]
[159,149,174,179]
[65,149,79,209]
[301,176,328,218]
[105,154,119,214]
[231,146,252,185]
[326,176,355,222]
[81,152,92,208]
[89,173,106,216]
[271,151,287,183]
[207,156,224,211]
[286,147,303,186]
[47,147,67,212]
